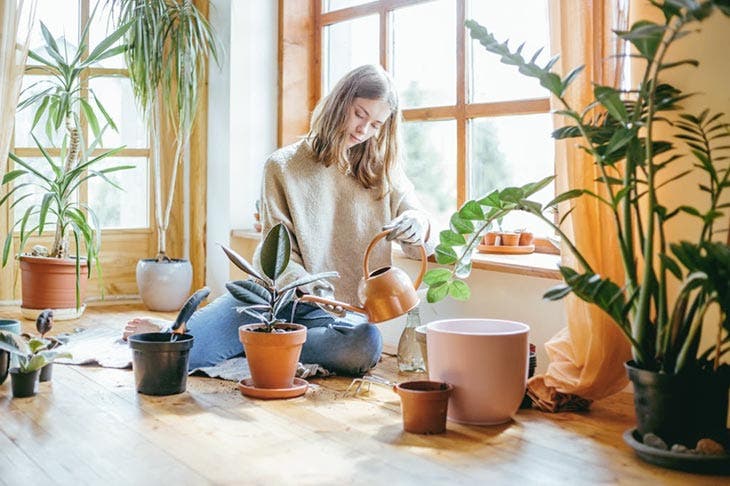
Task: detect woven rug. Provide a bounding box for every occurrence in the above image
[55,326,330,382]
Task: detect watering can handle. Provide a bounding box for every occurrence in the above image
[299,294,366,315]
[363,231,428,290]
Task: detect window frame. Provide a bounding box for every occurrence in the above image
[314,0,552,210]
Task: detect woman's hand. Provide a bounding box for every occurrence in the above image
[383,210,430,246]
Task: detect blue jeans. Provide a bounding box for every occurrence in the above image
[185,293,383,376]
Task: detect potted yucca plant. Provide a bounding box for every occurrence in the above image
[0,18,132,319]
[423,0,730,461]
[221,223,338,393]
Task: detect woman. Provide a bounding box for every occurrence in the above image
[125,64,434,376]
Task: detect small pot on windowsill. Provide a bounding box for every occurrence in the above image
[500,232,520,246]
[518,231,534,246]
[483,231,500,246]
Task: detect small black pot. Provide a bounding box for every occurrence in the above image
[10,368,41,398]
[626,361,730,447]
[128,332,194,396]
[39,363,53,382]
[0,350,9,386]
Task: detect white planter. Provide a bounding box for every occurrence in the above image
[427,318,530,425]
[136,259,192,311]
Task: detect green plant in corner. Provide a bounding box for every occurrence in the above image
[220,223,339,333]
[0,17,134,307]
[109,0,221,262]
[425,0,730,379]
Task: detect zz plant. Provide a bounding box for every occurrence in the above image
[221,223,338,333]
[424,0,730,375]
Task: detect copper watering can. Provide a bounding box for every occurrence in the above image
[301,231,427,323]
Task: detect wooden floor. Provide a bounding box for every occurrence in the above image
[0,304,724,485]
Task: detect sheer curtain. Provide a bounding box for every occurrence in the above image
[0,0,35,181]
[527,0,631,411]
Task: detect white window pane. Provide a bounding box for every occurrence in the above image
[27,0,79,59]
[468,0,550,103]
[12,156,62,229]
[87,156,149,229]
[469,114,554,235]
[15,75,68,147]
[89,0,125,69]
[403,120,456,232]
[393,0,455,108]
[323,15,380,94]
[88,77,147,148]
[323,0,370,12]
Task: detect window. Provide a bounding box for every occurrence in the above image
[317,0,554,235]
[12,0,149,231]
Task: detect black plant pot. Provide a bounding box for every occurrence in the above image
[626,361,730,447]
[128,332,194,396]
[39,363,53,382]
[0,350,9,386]
[10,368,41,398]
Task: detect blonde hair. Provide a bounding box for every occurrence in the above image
[308,64,401,193]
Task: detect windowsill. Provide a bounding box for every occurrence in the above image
[230,229,561,280]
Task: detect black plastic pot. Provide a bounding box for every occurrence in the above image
[128,332,194,396]
[0,350,9,385]
[39,363,53,382]
[626,361,730,447]
[10,368,41,398]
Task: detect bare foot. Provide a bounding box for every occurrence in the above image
[122,318,171,340]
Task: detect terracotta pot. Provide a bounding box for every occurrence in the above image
[483,231,499,245]
[19,255,88,313]
[518,231,534,246]
[394,380,454,434]
[239,323,307,389]
[499,232,520,246]
[427,318,530,425]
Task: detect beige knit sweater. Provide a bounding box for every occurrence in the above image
[254,139,435,306]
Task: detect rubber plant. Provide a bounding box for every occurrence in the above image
[424,0,730,378]
[109,0,220,261]
[0,17,133,307]
[221,223,339,332]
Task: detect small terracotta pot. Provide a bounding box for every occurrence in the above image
[239,323,307,389]
[483,231,499,246]
[393,380,454,434]
[499,232,520,246]
[518,231,534,246]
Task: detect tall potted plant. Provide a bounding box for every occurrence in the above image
[221,223,338,395]
[109,0,221,311]
[424,0,730,454]
[0,18,132,319]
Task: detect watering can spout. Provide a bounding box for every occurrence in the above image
[299,231,428,324]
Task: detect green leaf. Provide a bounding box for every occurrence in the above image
[260,223,291,281]
[220,244,264,281]
[279,271,340,293]
[439,229,466,246]
[448,280,471,301]
[616,21,664,60]
[545,189,584,208]
[423,268,452,285]
[79,98,100,138]
[434,244,458,265]
[659,254,683,280]
[594,85,628,123]
[225,280,270,305]
[426,281,450,303]
[450,213,474,234]
[1,169,27,185]
[459,200,485,220]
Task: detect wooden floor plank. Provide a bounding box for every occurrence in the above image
[0,303,726,484]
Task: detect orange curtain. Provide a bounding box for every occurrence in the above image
[527,0,631,409]
[0,0,36,181]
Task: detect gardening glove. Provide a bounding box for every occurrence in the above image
[311,284,346,318]
[383,209,430,247]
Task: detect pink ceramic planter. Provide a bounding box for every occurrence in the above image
[426,318,530,425]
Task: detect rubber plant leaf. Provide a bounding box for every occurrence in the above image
[260,223,291,281]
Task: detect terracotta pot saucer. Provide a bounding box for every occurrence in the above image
[237,376,308,400]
